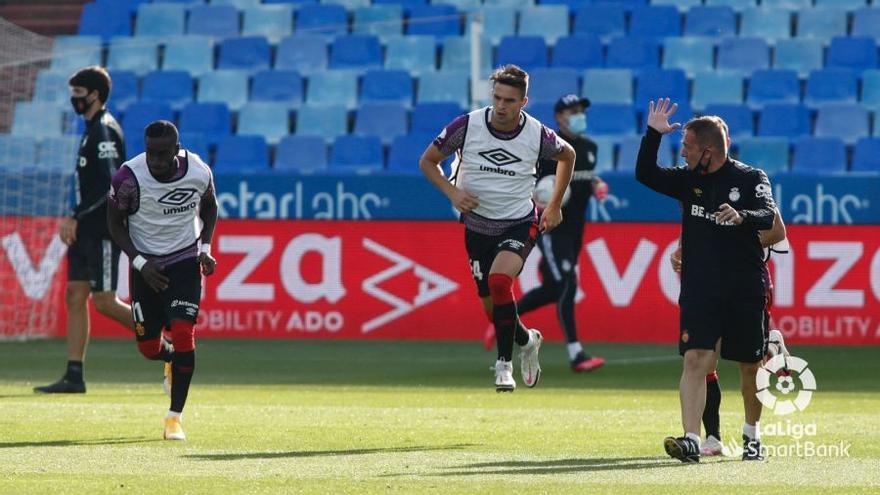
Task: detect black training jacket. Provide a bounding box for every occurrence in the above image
[71,109,125,236]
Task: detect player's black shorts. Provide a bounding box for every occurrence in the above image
[465,221,538,297]
[130,257,201,341]
[67,235,120,292]
[536,230,581,286]
[679,295,767,363]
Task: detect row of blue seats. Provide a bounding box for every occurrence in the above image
[0,136,80,169]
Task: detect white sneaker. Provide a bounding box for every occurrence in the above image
[519,329,542,388]
[700,435,729,456]
[494,359,515,392]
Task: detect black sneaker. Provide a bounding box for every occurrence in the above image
[33,377,86,394]
[664,436,700,463]
[742,434,764,461]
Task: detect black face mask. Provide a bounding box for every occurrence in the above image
[70,94,91,115]
[695,149,711,174]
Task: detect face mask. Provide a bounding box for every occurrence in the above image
[567,113,586,134]
[70,95,90,115]
[695,149,711,173]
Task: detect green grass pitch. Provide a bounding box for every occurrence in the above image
[1,339,878,494]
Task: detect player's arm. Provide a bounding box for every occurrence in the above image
[540,140,575,233]
[198,180,218,276]
[418,116,478,213]
[758,208,786,248]
[635,98,687,200]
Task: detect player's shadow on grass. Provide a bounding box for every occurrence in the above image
[433,456,712,475]
[0,437,161,448]
[185,443,478,461]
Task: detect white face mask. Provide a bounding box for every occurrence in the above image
[567,113,586,134]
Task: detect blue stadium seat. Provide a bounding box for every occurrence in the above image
[162,36,215,76]
[275,135,328,173]
[796,8,847,40]
[353,5,403,40]
[295,104,348,141]
[484,0,532,7]
[237,103,290,144]
[180,133,210,161]
[198,70,250,110]
[769,0,811,8]
[573,5,625,40]
[361,70,414,105]
[635,69,688,114]
[606,37,659,69]
[417,71,469,107]
[852,138,880,173]
[526,102,555,127]
[814,0,868,7]
[740,8,790,42]
[218,37,272,71]
[51,36,103,74]
[295,4,348,37]
[617,134,675,170]
[792,137,845,174]
[773,39,824,77]
[385,36,437,74]
[518,6,570,45]
[629,5,681,39]
[704,0,757,10]
[372,0,428,11]
[214,135,269,173]
[179,102,232,147]
[804,68,858,107]
[441,0,480,12]
[107,37,159,76]
[36,137,79,169]
[135,4,186,37]
[551,35,602,70]
[141,70,194,110]
[108,71,139,111]
[329,34,383,71]
[224,0,272,8]
[251,70,304,108]
[96,0,147,13]
[470,7,516,45]
[853,8,880,40]
[758,103,810,139]
[815,103,870,145]
[496,36,548,72]
[0,136,37,167]
[33,71,70,107]
[388,133,434,174]
[78,2,130,41]
[323,0,371,9]
[826,36,878,72]
[306,71,359,108]
[703,103,754,140]
[11,103,63,140]
[717,37,769,74]
[662,38,713,76]
[407,5,461,38]
[187,5,239,38]
[582,69,633,105]
[684,6,736,38]
[584,103,636,138]
[275,35,328,74]
[411,102,463,134]
[353,102,408,143]
[737,137,789,174]
[243,6,294,43]
[121,102,175,156]
[747,69,799,109]
[590,136,615,173]
[264,0,318,5]
[691,71,743,111]
[330,135,384,173]
[529,68,580,104]
[441,36,492,74]
[861,70,880,111]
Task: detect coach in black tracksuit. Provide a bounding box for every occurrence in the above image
[636,98,775,463]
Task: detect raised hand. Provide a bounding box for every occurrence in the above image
[647,98,682,135]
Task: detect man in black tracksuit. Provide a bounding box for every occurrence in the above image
[635,99,776,463]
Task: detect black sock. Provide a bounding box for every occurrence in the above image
[494,302,516,361]
[170,351,195,413]
[558,278,578,344]
[703,378,722,440]
[514,319,530,346]
[65,360,83,383]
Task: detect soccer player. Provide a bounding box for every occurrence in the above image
[636,99,776,462]
[419,65,576,392]
[107,121,217,440]
[516,94,608,373]
[35,66,133,394]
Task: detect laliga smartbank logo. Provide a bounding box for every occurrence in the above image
[756,354,817,415]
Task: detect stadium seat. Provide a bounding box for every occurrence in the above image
[78,3,130,41]
[385,36,437,74]
[796,8,847,40]
[242,6,294,43]
[582,69,633,105]
[162,36,215,76]
[323,0,371,9]
[353,102,408,143]
[736,137,789,174]
[306,71,359,108]
[551,35,603,70]
[441,36,492,74]
[703,103,754,140]
[387,133,434,174]
[295,104,348,141]
[635,69,688,114]
[410,102,463,134]
[484,0,532,8]
[218,37,272,71]
[11,102,63,140]
[629,5,681,39]
[275,35,328,74]
[251,70,304,108]
[804,68,858,107]
[179,102,232,147]
[704,0,757,10]
[0,136,37,167]
[197,70,250,111]
[792,137,846,174]
[739,8,790,42]
[861,70,880,111]
[264,0,319,5]
[329,35,383,71]
[606,37,659,69]
[852,8,880,40]
[773,39,824,77]
[237,103,291,144]
[527,102,555,127]
[747,69,800,109]
[518,6,570,45]
[141,70,194,110]
[758,103,810,139]
[180,133,210,161]
[107,37,159,76]
[330,135,384,173]
[528,68,580,104]
[407,5,461,38]
[717,37,770,74]
[417,71,469,107]
[662,38,714,77]
[372,0,428,11]
[295,4,348,37]
[617,134,675,170]
[814,0,868,7]
[51,36,103,74]
[441,0,480,12]
[214,135,269,173]
[691,71,743,111]
[353,5,404,40]
[361,70,414,105]
[35,137,79,169]
[770,0,811,8]
[108,71,139,111]
[187,5,239,38]
[814,103,870,145]
[496,36,548,72]
[275,135,328,173]
[573,5,626,40]
[584,103,636,138]
[826,36,878,72]
[653,0,701,11]
[135,4,186,37]
[852,138,880,173]
[33,71,71,107]
[121,102,175,156]
[468,7,516,45]
[590,136,615,173]
[684,6,736,38]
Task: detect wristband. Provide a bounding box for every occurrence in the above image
[200,244,212,256]
[132,255,147,271]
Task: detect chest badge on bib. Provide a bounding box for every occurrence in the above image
[728,187,740,202]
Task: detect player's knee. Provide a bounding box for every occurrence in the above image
[683,350,710,373]
[170,320,195,353]
[487,273,514,305]
[65,285,89,307]
[91,293,117,316]
[137,338,163,360]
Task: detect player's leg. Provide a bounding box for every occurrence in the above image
[91,240,134,330]
[517,249,558,315]
[701,368,726,456]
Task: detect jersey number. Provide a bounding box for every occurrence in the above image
[132,301,145,323]
[471,260,483,281]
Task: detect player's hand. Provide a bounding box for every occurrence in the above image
[716,203,743,225]
[199,252,217,276]
[59,217,77,245]
[540,205,562,233]
[141,261,170,292]
[647,98,682,135]
[448,188,479,213]
[670,247,682,273]
[592,178,609,202]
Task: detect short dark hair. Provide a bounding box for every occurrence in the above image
[490,64,529,97]
[683,116,727,151]
[144,120,179,143]
[68,66,112,103]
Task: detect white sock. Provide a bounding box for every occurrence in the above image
[567,342,584,361]
[743,422,759,441]
[685,432,701,447]
[166,410,182,419]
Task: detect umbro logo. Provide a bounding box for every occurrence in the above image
[158,188,198,206]
[478,148,522,167]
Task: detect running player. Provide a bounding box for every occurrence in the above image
[419,65,576,392]
[107,121,217,440]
